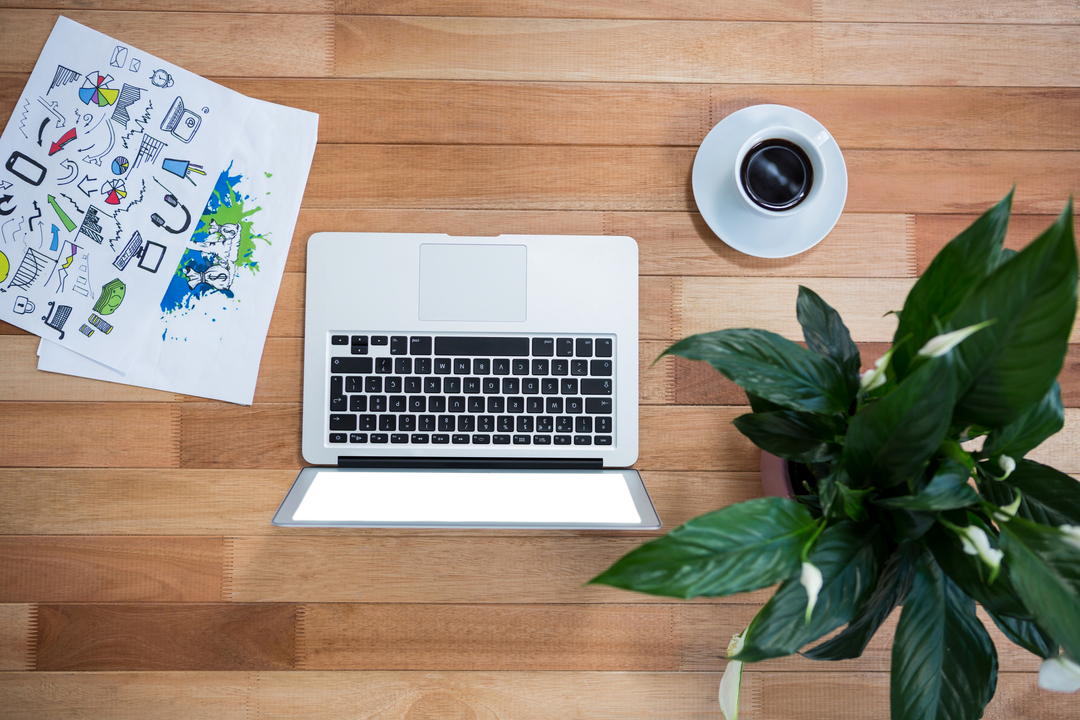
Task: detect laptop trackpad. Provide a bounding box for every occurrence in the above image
[418,243,527,322]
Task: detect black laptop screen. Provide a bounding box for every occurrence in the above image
[295,470,635,520]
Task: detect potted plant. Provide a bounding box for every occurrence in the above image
[590,191,1080,719]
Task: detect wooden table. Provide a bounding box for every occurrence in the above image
[1,2,1078,718]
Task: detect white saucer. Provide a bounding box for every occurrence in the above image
[692,104,848,258]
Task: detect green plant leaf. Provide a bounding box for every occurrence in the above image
[732,410,843,464]
[890,551,998,720]
[588,497,815,599]
[662,329,849,414]
[979,459,1080,527]
[999,516,1080,660]
[803,541,918,661]
[927,525,1031,620]
[981,381,1064,459]
[843,356,958,487]
[734,522,883,663]
[796,285,861,404]
[891,191,1013,380]
[746,391,784,414]
[950,201,1079,428]
[875,459,979,512]
[985,608,1058,659]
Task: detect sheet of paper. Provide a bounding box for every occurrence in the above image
[37,98,318,405]
[0,16,254,372]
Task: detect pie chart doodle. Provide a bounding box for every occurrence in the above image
[79,72,120,108]
[111,156,128,175]
[101,178,127,205]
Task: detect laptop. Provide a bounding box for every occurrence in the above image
[273,233,660,529]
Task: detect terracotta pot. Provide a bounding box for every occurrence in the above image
[760,451,795,498]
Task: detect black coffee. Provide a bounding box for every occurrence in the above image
[740,138,813,211]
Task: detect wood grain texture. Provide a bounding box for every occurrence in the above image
[0,605,32,671]
[0,10,334,77]
[817,0,1080,23]
[0,469,762,536]
[0,0,332,10]
[0,403,180,467]
[179,404,305,469]
[335,0,813,21]
[35,604,296,671]
[0,537,223,602]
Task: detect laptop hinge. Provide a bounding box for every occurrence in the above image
[337,456,604,470]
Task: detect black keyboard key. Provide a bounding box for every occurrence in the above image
[581,379,613,396]
[329,433,347,443]
[512,359,529,375]
[454,358,471,374]
[517,416,534,433]
[556,338,574,356]
[561,378,578,395]
[554,435,572,445]
[574,435,592,445]
[595,435,612,445]
[493,359,511,375]
[533,337,554,356]
[556,416,574,432]
[432,434,450,444]
[351,335,369,355]
[483,378,500,394]
[513,435,531,445]
[331,356,372,374]
[371,336,388,346]
[472,434,491,444]
[452,434,470,444]
[379,415,396,431]
[425,377,441,393]
[332,335,348,345]
[587,397,614,414]
[502,378,519,394]
[498,416,514,432]
[415,358,432,374]
[410,336,432,355]
[522,378,539,394]
[349,395,367,412]
[389,396,406,412]
[371,433,388,443]
[532,359,549,375]
[391,433,409,443]
[507,397,525,413]
[386,377,403,393]
[590,359,613,376]
[527,397,544,413]
[375,357,392,374]
[448,396,466,412]
[458,416,475,432]
[478,415,495,432]
[435,336,529,356]
[473,358,491,375]
[547,397,564,414]
[537,416,554,433]
[400,415,416,431]
[371,396,387,412]
[487,396,505,413]
[468,397,485,413]
[346,376,364,393]
[533,435,552,445]
[571,360,588,376]
[405,377,422,394]
[331,376,346,410]
[359,414,377,431]
[576,338,593,357]
[596,417,612,433]
[542,378,559,394]
[419,415,436,431]
[434,358,452,374]
[429,397,446,412]
[350,433,368,443]
[365,376,382,393]
[576,416,593,433]
[411,434,430,444]
[463,377,481,394]
[596,338,613,357]
[552,359,569,376]
[390,336,408,354]
[439,415,455,432]
[332,395,347,412]
[444,377,462,393]
[330,414,357,431]
[394,357,412,375]
[493,434,511,444]
[566,397,583,414]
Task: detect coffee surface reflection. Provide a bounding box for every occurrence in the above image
[739,138,813,211]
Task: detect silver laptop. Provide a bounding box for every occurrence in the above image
[273,233,659,529]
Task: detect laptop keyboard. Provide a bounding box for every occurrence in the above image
[327,334,615,448]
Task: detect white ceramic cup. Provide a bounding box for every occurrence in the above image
[733,125,833,217]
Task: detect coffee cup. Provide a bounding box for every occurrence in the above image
[733,126,832,217]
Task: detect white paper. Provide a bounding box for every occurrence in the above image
[37,98,318,405]
[0,17,255,372]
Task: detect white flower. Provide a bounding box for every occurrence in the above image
[801,561,823,623]
[916,320,996,358]
[993,489,1022,523]
[1039,655,1080,693]
[998,454,1016,480]
[719,630,747,720]
[958,525,1004,573]
[859,349,893,392]
[1060,525,1080,552]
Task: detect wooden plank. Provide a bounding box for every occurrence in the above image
[0,0,332,11]
[35,604,296,671]
[0,469,762,536]
[0,10,334,77]
[267,273,304,339]
[286,209,913,278]
[179,404,305,469]
[0,402,180,468]
[0,605,31,671]
[638,406,760,472]
[0,537,223,602]
[818,23,1080,87]
[250,338,303,404]
[818,0,1080,23]
[334,17,812,83]
[302,145,1080,214]
[9,75,1078,150]
[334,0,813,21]
[915,213,1080,274]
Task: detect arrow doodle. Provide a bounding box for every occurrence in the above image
[49,127,78,156]
[47,195,77,232]
[77,175,98,198]
[0,195,15,216]
[50,224,60,251]
[37,118,50,147]
[28,200,41,230]
[36,97,65,128]
[57,160,79,185]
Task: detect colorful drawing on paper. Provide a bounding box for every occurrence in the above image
[79,72,119,108]
[160,163,265,315]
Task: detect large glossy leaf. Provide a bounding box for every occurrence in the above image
[986,609,1058,659]
[981,381,1064,459]
[732,410,843,463]
[588,497,815,598]
[979,459,1080,527]
[999,516,1080,660]
[844,356,957,487]
[891,552,998,720]
[662,329,849,414]
[734,522,883,663]
[875,459,978,512]
[796,285,861,404]
[950,201,1079,427]
[891,191,1013,380]
[927,525,1031,620]
[803,541,917,661]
